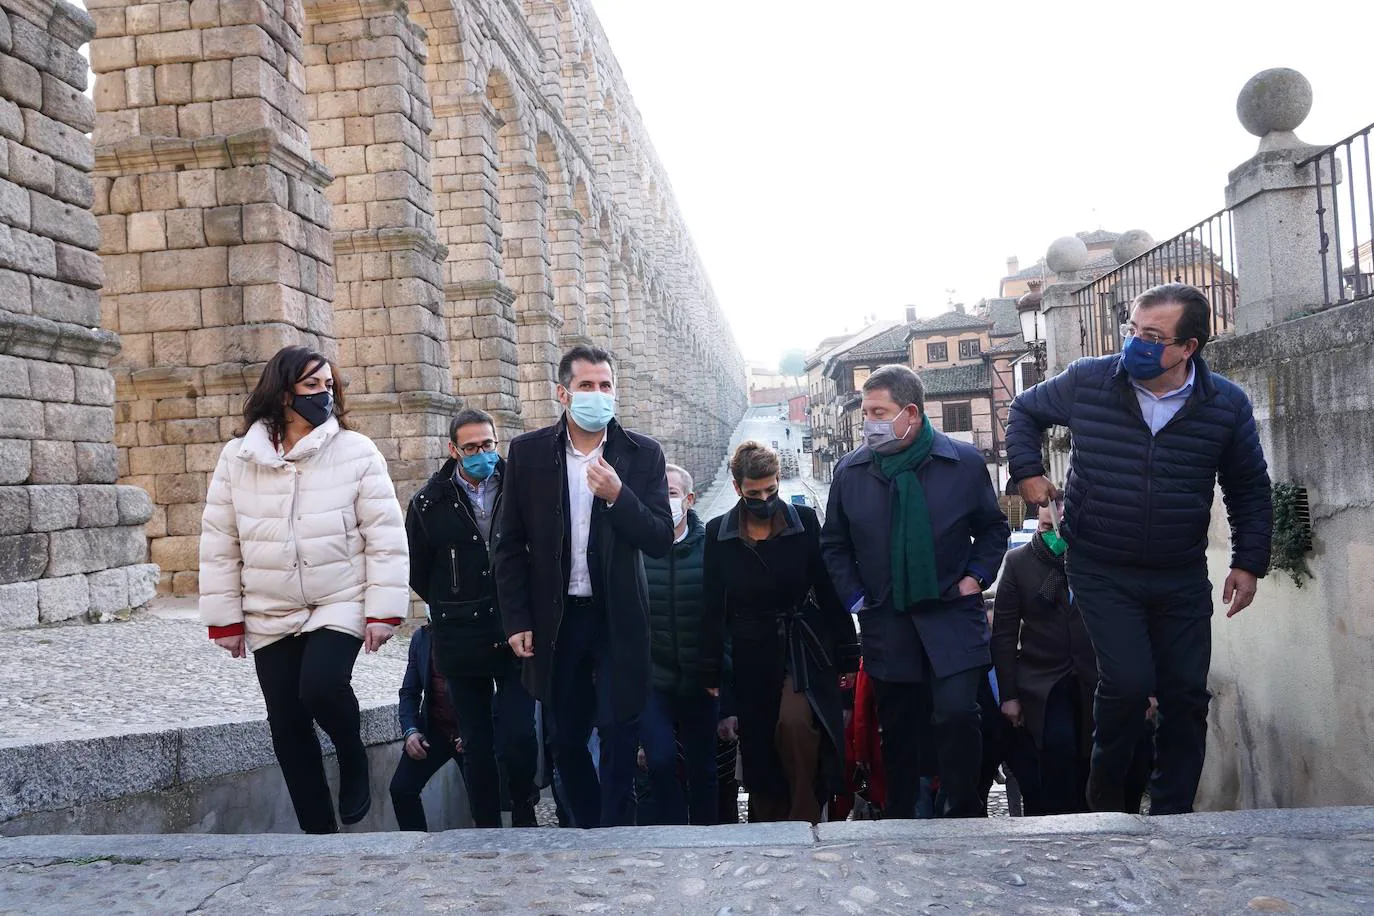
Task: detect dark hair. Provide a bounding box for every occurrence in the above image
[862,364,926,413]
[237,345,347,440]
[1132,283,1211,353]
[730,440,779,485]
[449,407,496,442]
[558,345,614,388]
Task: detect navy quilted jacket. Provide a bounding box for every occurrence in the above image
[1005,355,1272,575]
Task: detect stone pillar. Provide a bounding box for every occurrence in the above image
[551,206,590,346]
[583,232,611,343]
[504,161,561,427]
[0,0,158,628]
[1227,70,1334,333]
[303,0,456,502]
[90,0,336,594]
[430,93,520,439]
[609,259,637,429]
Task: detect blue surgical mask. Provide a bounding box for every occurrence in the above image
[1121,335,1170,381]
[569,392,615,433]
[461,450,499,481]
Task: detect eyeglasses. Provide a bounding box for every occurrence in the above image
[1119,324,1184,346]
[456,440,498,457]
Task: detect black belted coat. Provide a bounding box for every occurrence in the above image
[700,502,860,802]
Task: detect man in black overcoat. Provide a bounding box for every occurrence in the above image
[493,345,673,828]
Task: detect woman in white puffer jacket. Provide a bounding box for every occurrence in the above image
[200,345,409,833]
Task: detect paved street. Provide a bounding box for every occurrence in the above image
[697,405,826,522]
[2,809,1372,914]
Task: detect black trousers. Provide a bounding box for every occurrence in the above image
[253,628,365,834]
[872,665,985,819]
[1068,551,1213,815]
[446,671,538,827]
[389,741,460,831]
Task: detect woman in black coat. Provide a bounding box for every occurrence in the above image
[701,441,859,823]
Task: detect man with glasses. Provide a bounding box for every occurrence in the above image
[405,408,539,827]
[1005,283,1272,816]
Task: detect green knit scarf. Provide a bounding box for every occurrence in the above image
[875,415,938,610]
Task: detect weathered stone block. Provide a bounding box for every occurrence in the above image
[118,289,201,333]
[0,581,39,628]
[135,30,202,66]
[0,56,41,109]
[0,269,31,314]
[26,360,74,402]
[0,532,46,583]
[116,483,155,525]
[127,212,167,252]
[89,37,137,72]
[0,98,20,143]
[40,73,95,133]
[0,176,29,229]
[46,525,145,576]
[30,191,101,250]
[3,141,54,195]
[52,162,95,210]
[10,16,89,89]
[155,472,204,505]
[0,354,31,398]
[28,440,77,484]
[72,366,116,406]
[0,226,56,277]
[37,572,88,623]
[150,533,199,571]
[166,501,202,536]
[44,402,115,443]
[0,438,31,484]
[87,566,129,614]
[203,206,243,246]
[165,208,206,248]
[54,244,104,290]
[21,109,93,171]
[128,562,159,606]
[76,442,119,484]
[141,247,227,290]
[28,483,79,531]
[0,485,29,535]
[0,398,43,438]
[31,276,101,325]
[228,241,298,286]
[79,484,121,528]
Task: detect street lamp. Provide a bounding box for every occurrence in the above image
[1016,279,1047,372]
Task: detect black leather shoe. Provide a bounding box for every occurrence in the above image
[339,756,372,825]
[511,800,537,828]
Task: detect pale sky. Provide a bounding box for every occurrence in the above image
[589,0,1374,366]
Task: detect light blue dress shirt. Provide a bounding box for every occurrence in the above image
[1132,362,1196,435]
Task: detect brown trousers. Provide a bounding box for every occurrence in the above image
[748,675,822,824]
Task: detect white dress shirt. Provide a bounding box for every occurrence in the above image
[566,434,605,597]
[1132,362,1196,436]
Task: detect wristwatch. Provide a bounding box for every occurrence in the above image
[970,572,991,591]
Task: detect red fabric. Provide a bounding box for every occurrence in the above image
[842,662,886,810]
[367,617,403,627]
[208,623,245,639]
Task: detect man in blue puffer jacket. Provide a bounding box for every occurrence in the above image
[1006,283,1272,816]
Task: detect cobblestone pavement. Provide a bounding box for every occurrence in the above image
[0,609,412,747]
[1,811,1372,915]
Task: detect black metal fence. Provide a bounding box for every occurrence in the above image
[1298,122,1374,307]
[1073,209,1239,357]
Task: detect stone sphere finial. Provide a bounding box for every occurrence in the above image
[1112,229,1155,264]
[1237,68,1312,146]
[1046,236,1089,276]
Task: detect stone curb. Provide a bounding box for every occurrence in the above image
[0,702,405,822]
[2,807,1370,864]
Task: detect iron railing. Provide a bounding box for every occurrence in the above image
[1073,209,1238,357]
[1298,121,1374,307]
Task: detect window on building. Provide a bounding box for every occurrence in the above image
[1021,361,1044,389]
[942,401,973,432]
[852,367,872,391]
[926,342,948,363]
[959,338,981,359]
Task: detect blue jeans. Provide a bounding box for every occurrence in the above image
[548,597,638,828]
[639,688,719,825]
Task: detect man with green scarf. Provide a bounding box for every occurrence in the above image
[821,364,1010,818]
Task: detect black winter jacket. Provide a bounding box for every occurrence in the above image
[1006,354,1272,574]
[646,510,708,696]
[405,458,513,679]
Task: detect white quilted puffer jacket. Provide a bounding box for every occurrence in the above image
[199,417,410,651]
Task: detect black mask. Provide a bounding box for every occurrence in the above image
[743,494,782,520]
[291,390,334,428]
